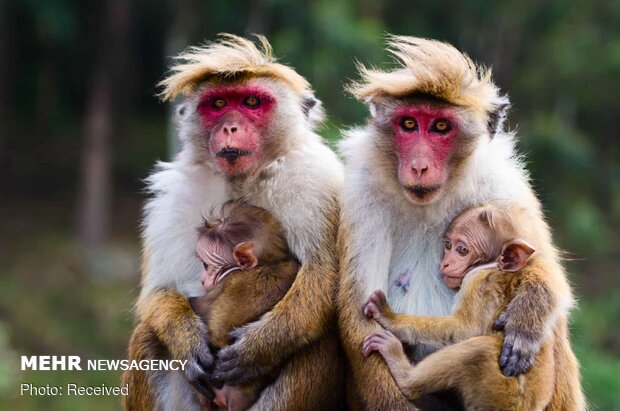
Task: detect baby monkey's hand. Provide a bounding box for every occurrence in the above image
[363,290,395,328]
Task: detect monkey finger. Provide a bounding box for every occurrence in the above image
[493,313,508,331]
[362,341,384,357]
[499,341,513,369]
[368,291,382,306]
[513,354,535,375]
[190,378,215,401]
[213,355,239,374]
[216,345,240,364]
[227,328,245,344]
[363,302,379,318]
[375,290,387,304]
[363,334,390,350]
[501,349,523,377]
[212,365,254,385]
[365,331,389,342]
[185,361,214,399]
[503,347,535,376]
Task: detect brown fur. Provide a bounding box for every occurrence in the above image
[189,202,300,411]
[363,204,585,411]
[123,33,345,409]
[190,258,298,411]
[191,259,298,347]
[337,36,580,410]
[121,323,160,411]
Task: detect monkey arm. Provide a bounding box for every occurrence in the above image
[365,275,495,347]
[136,288,215,397]
[213,261,338,385]
[212,202,340,385]
[494,258,569,376]
[383,314,484,347]
[338,275,417,410]
[336,222,416,410]
[138,289,208,358]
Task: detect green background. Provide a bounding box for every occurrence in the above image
[1,0,619,409]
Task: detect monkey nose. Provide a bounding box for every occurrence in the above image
[411,160,429,178]
[222,124,238,135]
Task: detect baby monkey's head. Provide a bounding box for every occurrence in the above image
[196,199,290,290]
[440,203,537,289]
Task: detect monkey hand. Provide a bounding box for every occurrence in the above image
[362,330,404,358]
[212,323,278,386]
[183,331,216,400]
[363,290,394,328]
[493,312,541,377]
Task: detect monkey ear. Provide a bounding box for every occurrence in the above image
[233,242,258,269]
[366,96,390,119]
[302,95,325,126]
[487,102,509,138]
[498,239,535,272]
[302,96,318,115]
[174,102,190,124]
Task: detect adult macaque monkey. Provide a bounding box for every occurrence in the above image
[362,203,584,411]
[122,34,345,410]
[337,36,577,409]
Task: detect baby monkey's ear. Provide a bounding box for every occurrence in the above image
[498,239,536,272]
[233,242,258,269]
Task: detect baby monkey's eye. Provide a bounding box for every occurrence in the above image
[243,96,260,108]
[212,98,227,109]
[444,240,452,250]
[455,244,469,256]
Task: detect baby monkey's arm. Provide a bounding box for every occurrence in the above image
[363,289,491,346]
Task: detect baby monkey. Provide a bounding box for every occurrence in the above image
[189,200,299,411]
[362,203,580,410]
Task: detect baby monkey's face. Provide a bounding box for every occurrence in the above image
[440,205,537,289]
[439,207,497,289]
[440,232,483,289]
[196,239,237,290]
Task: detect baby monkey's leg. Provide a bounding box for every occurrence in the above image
[364,333,523,410]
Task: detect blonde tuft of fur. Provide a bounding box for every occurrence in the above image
[159,33,312,100]
[347,35,505,115]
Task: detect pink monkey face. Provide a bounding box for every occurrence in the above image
[197,84,276,176]
[391,105,460,204]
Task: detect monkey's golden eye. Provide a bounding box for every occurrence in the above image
[401,117,417,131]
[455,244,469,256]
[243,96,260,108]
[432,119,451,133]
[444,240,452,250]
[213,99,227,109]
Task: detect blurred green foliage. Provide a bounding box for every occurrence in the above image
[1,0,619,409]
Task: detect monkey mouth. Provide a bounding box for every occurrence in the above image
[203,267,241,290]
[216,147,253,164]
[405,184,442,201]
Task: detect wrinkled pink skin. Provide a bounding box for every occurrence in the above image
[197,84,276,176]
[200,265,218,290]
[391,105,459,204]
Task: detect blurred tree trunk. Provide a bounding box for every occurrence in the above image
[78,0,130,251]
[165,0,197,158]
[0,1,10,164]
